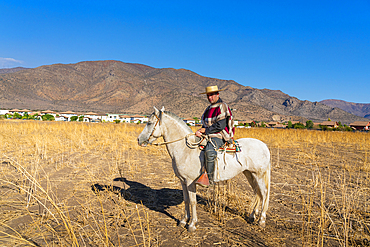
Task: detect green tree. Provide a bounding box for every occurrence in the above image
[13,112,22,119]
[78,115,84,122]
[306,120,314,129]
[70,116,78,121]
[193,117,200,124]
[42,114,55,121]
[114,119,121,124]
[293,123,306,129]
[22,113,29,119]
[287,121,293,129]
[260,121,266,127]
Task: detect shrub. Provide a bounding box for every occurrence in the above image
[13,112,22,119]
[287,121,293,129]
[70,116,78,121]
[42,114,55,121]
[306,120,314,129]
[114,119,121,124]
[293,123,306,129]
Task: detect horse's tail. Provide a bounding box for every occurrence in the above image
[262,159,271,214]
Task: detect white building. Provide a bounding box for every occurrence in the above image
[183,118,196,126]
[130,115,148,123]
[55,115,68,121]
[0,109,9,115]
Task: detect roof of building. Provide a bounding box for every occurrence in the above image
[321,121,338,126]
[41,110,55,114]
[60,111,76,114]
[349,121,370,127]
[9,109,21,112]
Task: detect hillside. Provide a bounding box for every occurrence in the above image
[0,67,29,74]
[320,99,370,119]
[0,60,367,123]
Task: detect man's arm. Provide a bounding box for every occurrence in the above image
[204,119,226,135]
[196,119,226,137]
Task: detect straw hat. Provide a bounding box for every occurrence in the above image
[200,85,225,94]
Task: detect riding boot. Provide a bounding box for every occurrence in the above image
[206,159,215,186]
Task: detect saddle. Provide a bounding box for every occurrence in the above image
[199,139,241,153]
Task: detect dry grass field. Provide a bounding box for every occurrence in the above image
[0,120,369,246]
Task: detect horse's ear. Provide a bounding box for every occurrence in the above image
[161,106,165,112]
[153,106,160,116]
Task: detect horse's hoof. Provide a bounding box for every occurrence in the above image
[188,224,196,232]
[247,216,255,224]
[259,221,266,228]
[178,220,186,227]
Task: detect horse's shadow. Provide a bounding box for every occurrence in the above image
[92,177,207,223]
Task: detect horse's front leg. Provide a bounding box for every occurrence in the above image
[179,181,190,227]
[187,182,198,232]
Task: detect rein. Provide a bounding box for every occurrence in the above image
[146,112,206,147]
[152,133,206,147]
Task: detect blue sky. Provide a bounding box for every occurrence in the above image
[1,1,369,103]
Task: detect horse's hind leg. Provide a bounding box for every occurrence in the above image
[259,165,271,228]
[243,170,261,223]
[253,170,270,228]
[179,181,190,227]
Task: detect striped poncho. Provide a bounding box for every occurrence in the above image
[201,99,235,141]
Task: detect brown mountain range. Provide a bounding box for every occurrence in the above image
[0,67,29,74]
[0,60,367,123]
[320,99,370,119]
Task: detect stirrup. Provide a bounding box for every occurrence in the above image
[196,171,209,187]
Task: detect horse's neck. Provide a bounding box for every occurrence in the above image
[162,115,193,159]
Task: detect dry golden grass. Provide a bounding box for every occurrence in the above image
[0,121,369,246]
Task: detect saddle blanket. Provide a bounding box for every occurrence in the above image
[199,140,241,153]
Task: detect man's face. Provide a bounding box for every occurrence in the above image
[207,92,219,104]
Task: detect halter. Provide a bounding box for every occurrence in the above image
[147,113,161,141]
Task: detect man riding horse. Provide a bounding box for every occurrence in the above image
[195,85,235,187]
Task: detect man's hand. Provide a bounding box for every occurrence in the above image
[195,128,206,137]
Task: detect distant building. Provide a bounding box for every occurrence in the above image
[41,110,57,117]
[130,115,148,123]
[349,121,370,130]
[0,109,9,115]
[55,115,68,121]
[320,121,339,128]
[183,118,196,126]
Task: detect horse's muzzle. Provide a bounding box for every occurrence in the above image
[138,137,148,147]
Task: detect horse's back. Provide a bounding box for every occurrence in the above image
[236,138,270,170]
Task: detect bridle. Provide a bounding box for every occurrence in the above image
[147,113,161,141]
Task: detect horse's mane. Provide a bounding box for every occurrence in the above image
[163,111,193,133]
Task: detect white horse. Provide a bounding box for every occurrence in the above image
[138,107,271,232]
